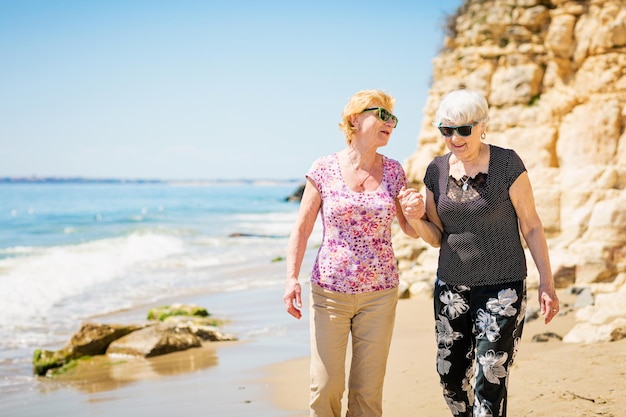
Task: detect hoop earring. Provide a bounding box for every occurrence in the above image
[480,132,486,140]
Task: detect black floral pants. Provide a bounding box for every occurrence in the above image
[433,279,526,417]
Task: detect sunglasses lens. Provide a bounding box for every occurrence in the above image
[380,109,398,127]
[439,126,454,137]
[457,126,472,136]
[438,125,473,137]
[362,107,397,127]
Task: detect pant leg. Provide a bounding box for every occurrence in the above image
[471,281,526,417]
[309,284,354,417]
[346,286,398,417]
[434,279,475,417]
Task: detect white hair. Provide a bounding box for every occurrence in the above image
[434,89,490,126]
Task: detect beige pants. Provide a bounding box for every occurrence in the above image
[309,284,398,417]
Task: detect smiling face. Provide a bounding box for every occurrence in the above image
[434,89,490,161]
[440,120,485,160]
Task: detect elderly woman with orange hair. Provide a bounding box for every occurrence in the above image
[282,89,433,416]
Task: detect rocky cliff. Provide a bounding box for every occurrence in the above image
[394,0,626,342]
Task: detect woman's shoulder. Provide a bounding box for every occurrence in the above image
[381,154,402,169]
[489,144,519,158]
[315,153,337,163]
[309,153,339,169]
[488,145,525,165]
[487,145,526,181]
[427,153,451,168]
[381,155,407,182]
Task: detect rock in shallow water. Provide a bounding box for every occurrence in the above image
[32,304,237,376]
[32,322,144,375]
[106,323,202,357]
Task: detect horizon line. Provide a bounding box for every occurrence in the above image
[0,176,302,185]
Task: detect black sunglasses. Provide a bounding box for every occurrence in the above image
[362,107,398,128]
[438,123,476,137]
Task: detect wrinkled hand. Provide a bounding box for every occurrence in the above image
[283,277,302,319]
[398,187,425,220]
[539,284,559,324]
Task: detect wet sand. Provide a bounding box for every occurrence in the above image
[1,283,309,417]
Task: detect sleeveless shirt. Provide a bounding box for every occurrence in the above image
[306,153,406,294]
[423,145,527,286]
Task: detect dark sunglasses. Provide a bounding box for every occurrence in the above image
[438,123,476,137]
[362,107,398,128]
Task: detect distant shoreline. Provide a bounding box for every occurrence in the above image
[0,177,302,186]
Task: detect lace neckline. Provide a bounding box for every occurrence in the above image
[449,172,488,189]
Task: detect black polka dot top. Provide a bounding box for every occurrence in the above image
[424,145,528,286]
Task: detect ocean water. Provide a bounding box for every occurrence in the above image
[0,180,311,394]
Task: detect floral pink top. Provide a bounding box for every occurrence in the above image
[306,153,407,294]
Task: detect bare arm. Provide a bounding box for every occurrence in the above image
[510,171,559,324]
[283,178,321,319]
[397,187,442,248]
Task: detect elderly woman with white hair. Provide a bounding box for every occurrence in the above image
[420,88,560,417]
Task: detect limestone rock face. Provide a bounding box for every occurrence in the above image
[398,0,626,316]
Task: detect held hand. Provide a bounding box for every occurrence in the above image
[538,284,559,324]
[283,277,302,319]
[398,187,425,220]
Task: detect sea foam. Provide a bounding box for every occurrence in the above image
[0,231,184,327]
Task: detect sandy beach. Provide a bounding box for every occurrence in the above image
[267,285,626,417]
[3,281,624,417]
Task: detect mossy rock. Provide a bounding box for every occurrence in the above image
[32,322,142,376]
[45,356,86,377]
[33,348,74,376]
[147,303,210,321]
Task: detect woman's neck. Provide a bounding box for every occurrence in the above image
[346,146,377,169]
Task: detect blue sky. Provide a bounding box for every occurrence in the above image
[0,0,461,180]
